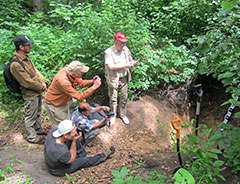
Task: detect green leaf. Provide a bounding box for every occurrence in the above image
[213,160,224,167]
[221,1,237,10]
[198,36,205,44]
[187,134,198,144]
[111,178,125,184]
[222,77,234,86]
[125,176,134,183]
[234,112,240,118]
[207,152,218,159]
[234,88,240,96]
[209,148,222,154]
[118,167,128,179]
[0,169,5,177]
[198,43,210,54]
[218,72,235,80]
[174,168,195,184]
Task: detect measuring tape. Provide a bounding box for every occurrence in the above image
[221,84,240,131]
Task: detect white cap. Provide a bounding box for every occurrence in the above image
[52,120,75,138]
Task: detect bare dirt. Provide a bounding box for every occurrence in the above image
[0,75,239,184]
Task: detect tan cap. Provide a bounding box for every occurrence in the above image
[67,61,89,74]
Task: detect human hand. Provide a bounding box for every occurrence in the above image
[126,63,133,69]
[92,77,101,89]
[93,75,101,81]
[102,106,110,111]
[42,82,47,91]
[73,133,81,141]
[105,116,110,121]
[78,121,84,125]
[133,59,140,66]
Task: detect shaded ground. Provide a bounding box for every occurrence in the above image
[0,76,240,183]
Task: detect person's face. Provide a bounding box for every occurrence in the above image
[72,72,84,79]
[115,40,126,51]
[65,126,77,140]
[82,104,91,116]
[20,44,32,54]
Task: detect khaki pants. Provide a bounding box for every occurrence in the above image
[83,128,100,146]
[24,96,44,143]
[108,76,128,118]
[45,102,68,125]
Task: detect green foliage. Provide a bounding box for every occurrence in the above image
[47,1,152,79]
[0,150,23,180]
[9,150,23,165]
[65,173,77,183]
[147,0,218,44]
[100,0,218,45]
[111,166,172,184]
[0,0,32,30]
[174,168,195,184]
[129,39,197,96]
[134,160,145,169]
[0,159,5,181]
[191,0,240,118]
[0,169,4,180]
[212,123,240,174]
[181,126,225,183]
[111,167,170,184]
[112,167,129,184]
[0,29,24,123]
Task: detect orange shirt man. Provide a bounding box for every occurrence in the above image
[45,61,101,125]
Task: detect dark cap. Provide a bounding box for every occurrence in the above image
[14,35,34,47]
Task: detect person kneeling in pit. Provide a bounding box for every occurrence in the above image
[71,102,113,146]
[44,120,115,176]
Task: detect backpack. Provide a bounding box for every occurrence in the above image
[3,58,25,94]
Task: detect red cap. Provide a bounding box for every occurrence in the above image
[114,32,128,42]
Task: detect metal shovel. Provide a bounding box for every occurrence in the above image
[193,84,203,136]
[171,118,183,174]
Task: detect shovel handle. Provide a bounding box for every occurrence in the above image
[171,118,182,138]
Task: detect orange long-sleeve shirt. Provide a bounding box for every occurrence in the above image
[45,67,95,106]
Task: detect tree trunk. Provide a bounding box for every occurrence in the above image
[32,0,43,12]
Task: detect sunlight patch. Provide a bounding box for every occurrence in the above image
[12,132,25,143]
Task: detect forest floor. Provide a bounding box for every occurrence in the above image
[0,76,240,184]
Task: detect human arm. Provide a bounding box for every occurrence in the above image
[105,46,140,70]
[59,78,100,102]
[11,62,43,92]
[105,52,133,70]
[72,111,93,132]
[130,59,140,67]
[106,62,133,70]
[76,77,101,90]
[92,116,109,129]
[94,106,110,112]
[35,69,47,90]
[66,134,81,164]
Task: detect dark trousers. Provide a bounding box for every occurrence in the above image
[61,140,105,176]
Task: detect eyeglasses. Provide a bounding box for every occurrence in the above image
[117,41,126,46]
